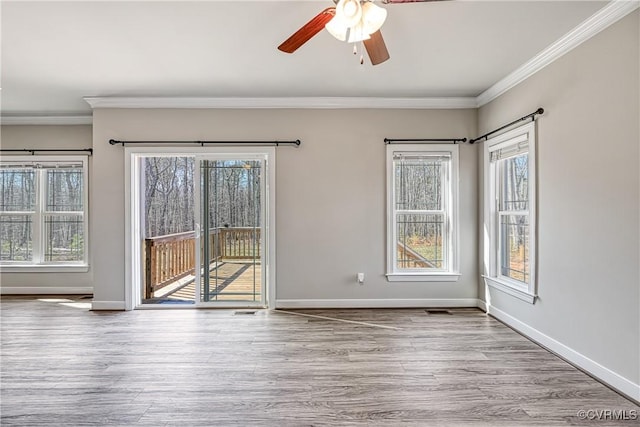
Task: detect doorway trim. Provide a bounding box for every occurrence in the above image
[124,146,276,311]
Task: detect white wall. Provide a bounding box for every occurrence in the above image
[478,11,639,399]
[91,108,478,308]
[0,125,94,293]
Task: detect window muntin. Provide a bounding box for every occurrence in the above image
[387,145,459,280]
[0,158,88,267]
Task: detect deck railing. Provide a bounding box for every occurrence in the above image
[144,227,260,298]
[396,242,436,269]
[219,227,261,259]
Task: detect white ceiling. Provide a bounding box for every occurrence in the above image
[1,0,609,116]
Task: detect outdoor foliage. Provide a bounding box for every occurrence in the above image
[144,158,261,238]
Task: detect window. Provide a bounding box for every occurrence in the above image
[484,122,536,303]
[386,144,459,281]
[0,156,88,270]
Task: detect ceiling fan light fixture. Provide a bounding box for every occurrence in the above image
[325,16,348,41]
[346,21,371,43]
[335,0,363,27]
[361,2,387,34]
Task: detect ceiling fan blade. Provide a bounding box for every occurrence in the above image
[278,7,336,54]
[363,30,390,66]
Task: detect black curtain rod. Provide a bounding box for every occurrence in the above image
[385,138,467,144]
[109,139,301,147]
[0,148,93,155]
[469,108,544,144]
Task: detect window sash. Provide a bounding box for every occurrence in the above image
[395,211,447,271]
[394,154,448,212]
[497,212,530,285]
[496,153,530,285]
[43,213,85,263]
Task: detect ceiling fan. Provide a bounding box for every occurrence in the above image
[277,0,448,66]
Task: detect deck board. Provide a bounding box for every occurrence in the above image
[163,262,261,302]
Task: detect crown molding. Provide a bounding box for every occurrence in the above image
[1,115,92,125]
[83,96,478,110]
[477,0,640,107]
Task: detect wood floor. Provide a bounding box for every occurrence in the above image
[1,297,637,426]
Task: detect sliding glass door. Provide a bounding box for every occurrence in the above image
[129,148,273,309]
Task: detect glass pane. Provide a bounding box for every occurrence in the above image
[46,169,84,211]
[44,215,84,262]
[0,215,33,261]
[499,153,528,211]
[500,214,529,283]
[142,157,196,304]
[396,213,445,270]
[204,160,262,230]
[144,157,195,237]
[0,169,35,211]
[395,157,443,211]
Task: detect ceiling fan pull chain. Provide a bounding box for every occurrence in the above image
[353,43,358,55]
[360,41,365,65]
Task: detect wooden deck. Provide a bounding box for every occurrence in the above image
[152,261,261,303]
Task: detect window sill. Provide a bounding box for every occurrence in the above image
[386,273,460,282]
[483,275,536,304]
[0,264,89,273]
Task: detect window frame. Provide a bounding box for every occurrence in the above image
[0,155,89,272]
[386,144,460,282]
[483,122,537,303]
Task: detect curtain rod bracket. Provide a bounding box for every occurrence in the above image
[469,107,544,144]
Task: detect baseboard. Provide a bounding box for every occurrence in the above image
[476,299,487,312]
[488,304,640,403]
[91,301,126,311]
[274,298,482,309]
[0,286,93,295]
